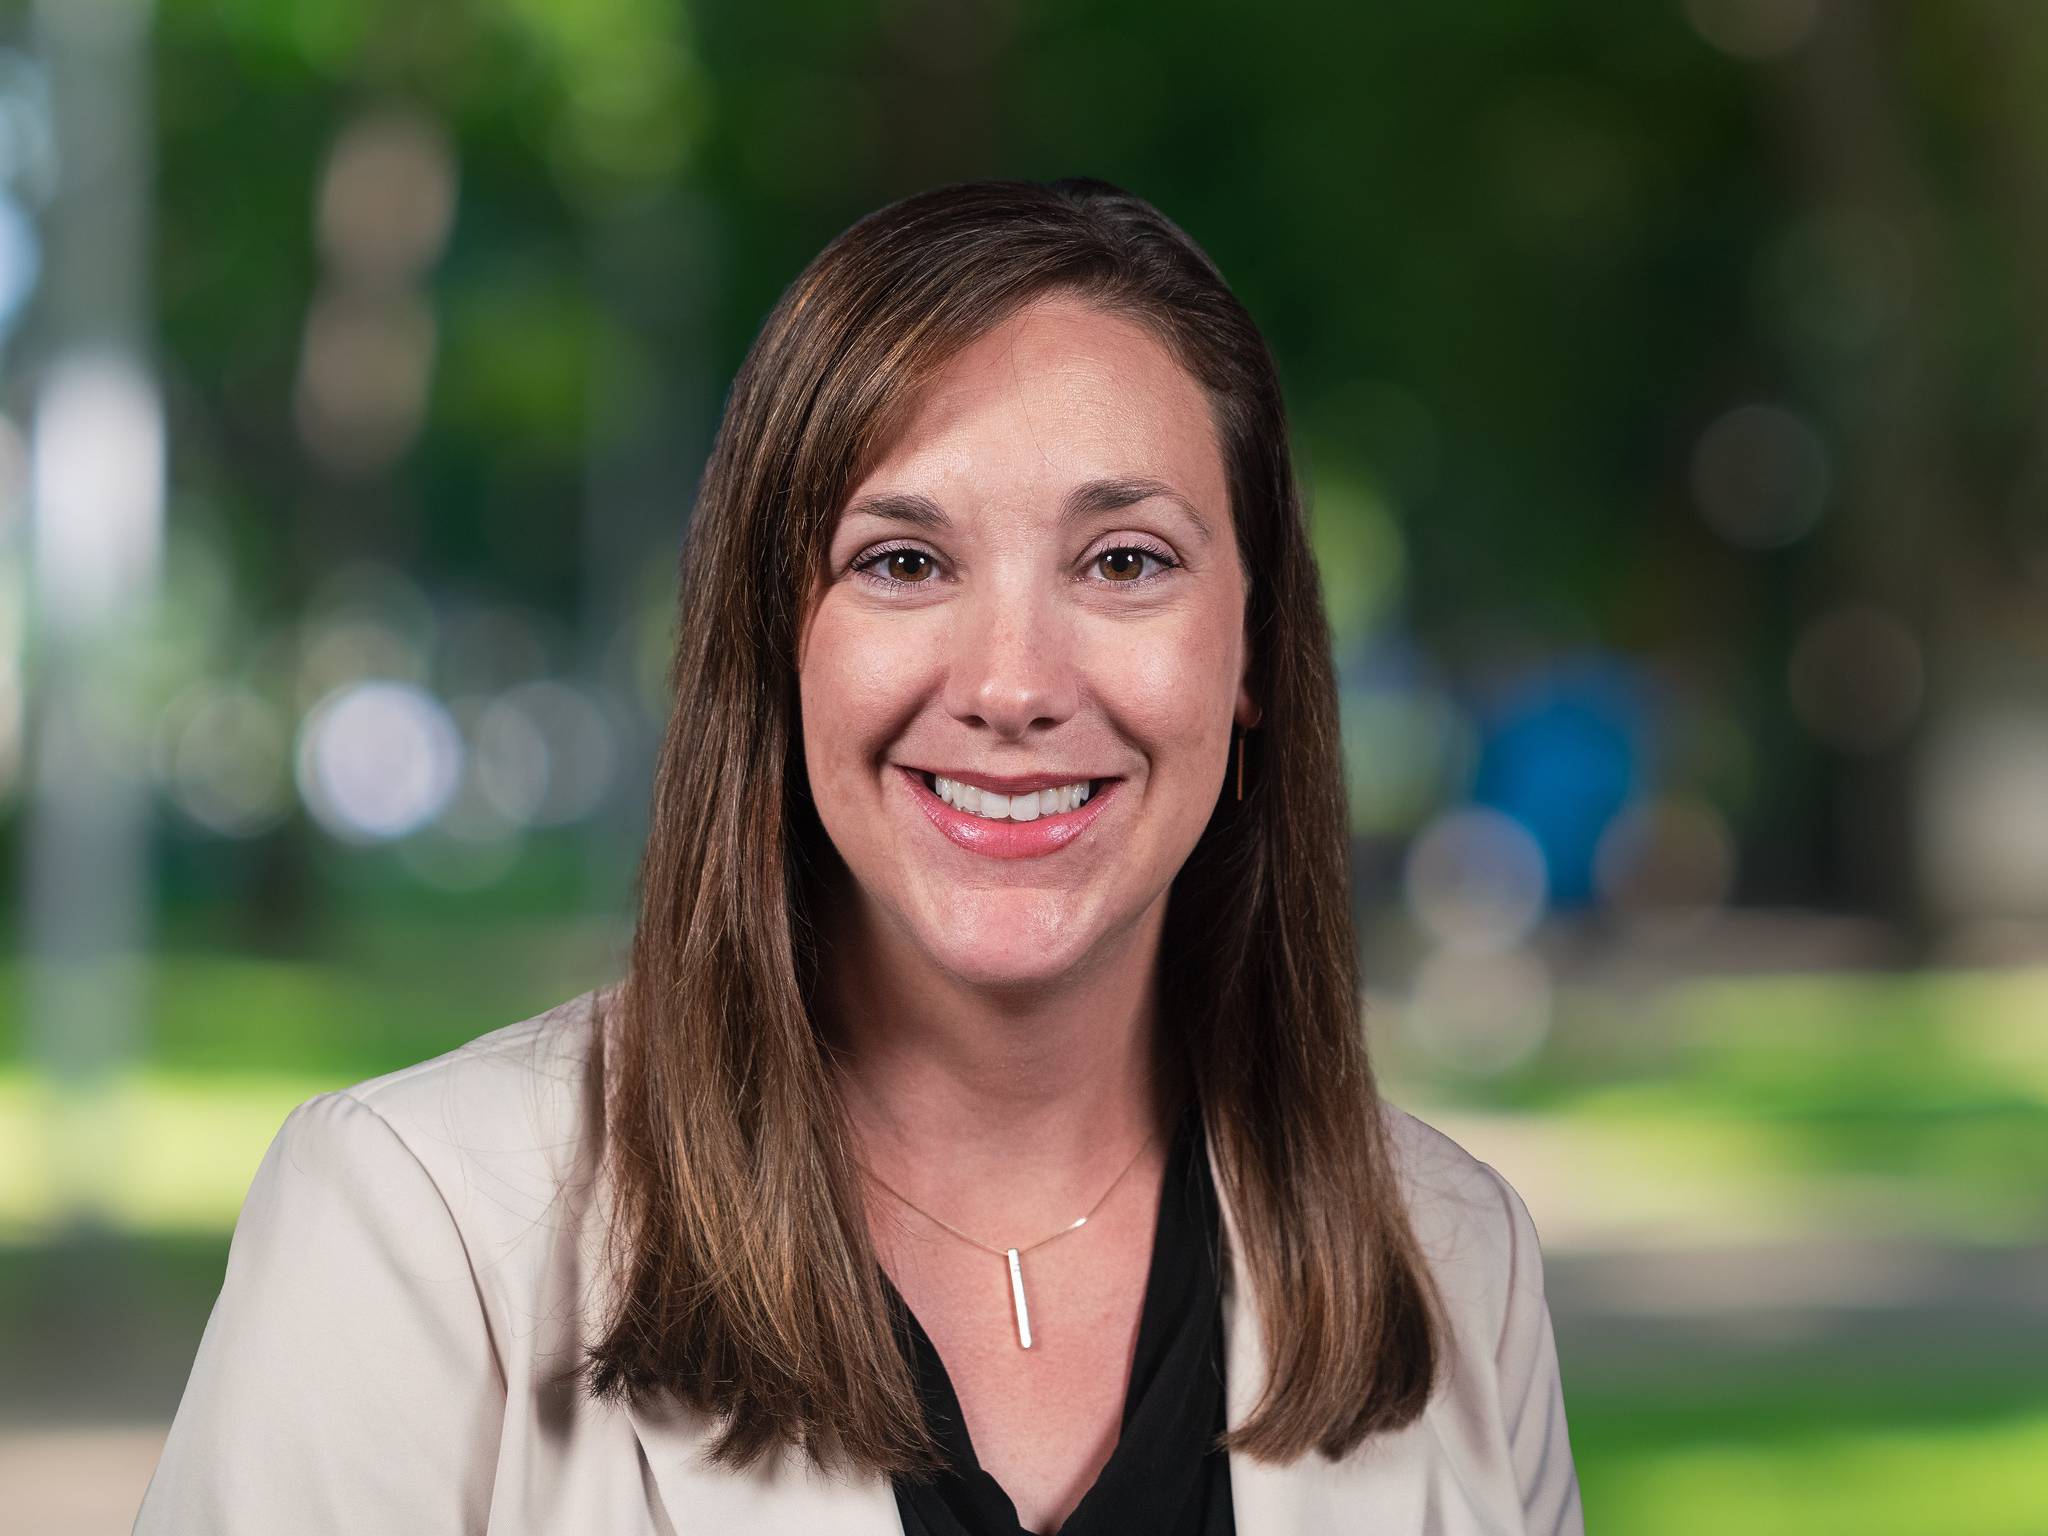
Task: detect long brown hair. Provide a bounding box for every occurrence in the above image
[581,177,1445,1479]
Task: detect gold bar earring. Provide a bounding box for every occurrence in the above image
[1235,729,1245,801]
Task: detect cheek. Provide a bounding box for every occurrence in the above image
[1091,603,1240,769]
[799,602,919,774]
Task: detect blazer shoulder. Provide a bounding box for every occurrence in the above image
[318,984,613,1259]
[1378,1096,1514,1205]
[1376,1100,1585,1533]
[1375,1097,1546,1331]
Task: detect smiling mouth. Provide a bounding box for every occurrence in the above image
[915,771,1112,822]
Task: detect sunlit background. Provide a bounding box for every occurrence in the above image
[1,1,2044,1530]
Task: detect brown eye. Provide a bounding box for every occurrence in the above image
[1097,548,1151,582]
[885,550,935,582]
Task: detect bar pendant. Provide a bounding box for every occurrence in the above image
[1006,1247,1033,1349]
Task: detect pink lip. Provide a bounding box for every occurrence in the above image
[898,766,1121,860]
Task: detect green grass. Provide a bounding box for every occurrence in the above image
[1387,963,2048,1240]
[1589,1422,2048,1536]
[0,917,617,1080]
[0,1070,335,1239]
[1568,1373,2048,1535]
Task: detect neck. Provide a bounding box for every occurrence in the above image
[816,886,1185,1237]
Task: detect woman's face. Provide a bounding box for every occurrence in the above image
[798,292,1258,996]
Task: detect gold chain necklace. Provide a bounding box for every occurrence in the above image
[862,1129,1159,1350]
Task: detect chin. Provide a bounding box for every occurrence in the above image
[904,900,1098,991]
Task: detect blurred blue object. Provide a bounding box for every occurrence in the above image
[1468,654,1644,909]
[0,188,39,337]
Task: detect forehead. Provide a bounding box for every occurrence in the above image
[844,293,1226,515]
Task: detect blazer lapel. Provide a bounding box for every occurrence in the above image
[626,1392,905,1535]
[1208,1131,1438,1535]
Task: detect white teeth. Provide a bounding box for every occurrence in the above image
[933,775,1093,822]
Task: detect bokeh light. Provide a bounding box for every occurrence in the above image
[292,560,435,711]
[151,683,292,838]
[1404,804,1550,953]
[472,678,617,828]
[314,107,456,287]
[1309,470,1407,647]
[1594,793,1739,942]
[1467,659,1643,907]
[1690,402,1831,551]
[1759,205,1915,368]
[1339,670,1476,838]
[396,709,526,892]
[1917,706,2048,922]
[1402,944,1555,1075]
[293,286,437,477]
[1787,604,1924,754]
[294,679,462,842]
[1684,0,1822,60]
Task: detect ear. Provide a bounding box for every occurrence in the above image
[1234,671,1262,732]
[1233,584,1262,731]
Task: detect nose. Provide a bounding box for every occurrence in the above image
[940,575,1078,740]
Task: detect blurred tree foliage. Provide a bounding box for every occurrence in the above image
[102,0,2048,925]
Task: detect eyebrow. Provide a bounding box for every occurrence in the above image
[840,475,1215,544]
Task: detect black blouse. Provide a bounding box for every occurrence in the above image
[880,1102,1235,1536]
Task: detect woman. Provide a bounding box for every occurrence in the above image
[135,178,1584,1535]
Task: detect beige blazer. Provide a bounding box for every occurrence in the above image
[133,988,1585,1534]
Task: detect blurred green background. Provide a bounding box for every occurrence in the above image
[1,0,2045,1530]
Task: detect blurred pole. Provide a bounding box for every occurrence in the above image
[23,0,160,1225]
[1969,3,2048,576]
[1771,1,1958,954]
